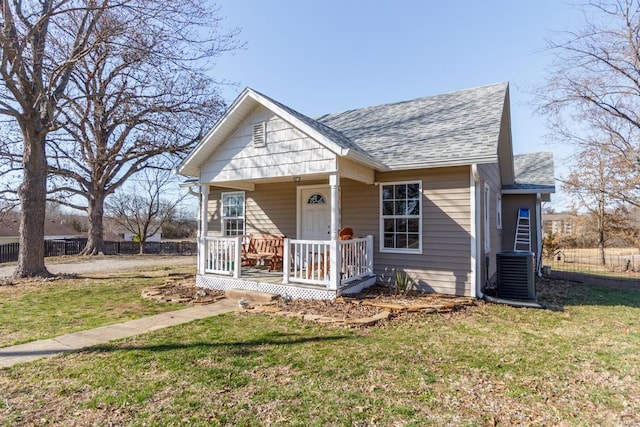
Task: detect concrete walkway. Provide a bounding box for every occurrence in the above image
[0,299,237,369]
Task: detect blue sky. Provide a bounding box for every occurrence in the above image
[212,0,585,208]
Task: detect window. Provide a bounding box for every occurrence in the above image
[380,181,422,253]
[307,193,326,204]
[484,184,491,252]
[496,196,502,229]
[221,192,245,236]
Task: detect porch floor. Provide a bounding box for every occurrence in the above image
[198,266,377,300]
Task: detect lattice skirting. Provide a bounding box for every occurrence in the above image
[196,274,377,300]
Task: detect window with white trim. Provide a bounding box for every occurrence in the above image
[380,181,422,253]
[496,196,502,229]
[221,192,245,236]
[484,183,491,252]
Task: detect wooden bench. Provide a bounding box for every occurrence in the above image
[242,234,285,272]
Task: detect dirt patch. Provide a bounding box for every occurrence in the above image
[141,273,224,304]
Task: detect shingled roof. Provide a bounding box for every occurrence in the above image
[316,82,508,169]
[503,152,556,193]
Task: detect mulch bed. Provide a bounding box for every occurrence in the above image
[143,275,593,327]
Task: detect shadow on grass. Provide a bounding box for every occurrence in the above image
[539,272,640,310]
[81,333,353,356]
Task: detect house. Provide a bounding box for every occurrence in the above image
[118,231,162,243]
[177,83,555,299]
[0,218,85,245]
[543,213,578,236]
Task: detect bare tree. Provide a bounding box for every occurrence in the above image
[106,168,185,254]
[563,144,623,264]
[46,2,236,255]
[0,1,112,277]
[539,0,640,208]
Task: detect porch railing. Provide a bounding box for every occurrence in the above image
[283,235,374,289]
[201,236,242,277]
[200,235,375,289]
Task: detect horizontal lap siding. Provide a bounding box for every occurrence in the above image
[478,162,503,284]
[342,167,472,296]
[201,106,336,182]
[246,182,297,237]
[206,183,299,237]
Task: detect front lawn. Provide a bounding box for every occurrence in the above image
[0,262,192,347]
[1,281,638,425]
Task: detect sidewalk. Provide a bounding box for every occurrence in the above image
[0,298,238,369]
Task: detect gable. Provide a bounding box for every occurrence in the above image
[200,105,338,183]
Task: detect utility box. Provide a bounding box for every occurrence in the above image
[497,252,535,301]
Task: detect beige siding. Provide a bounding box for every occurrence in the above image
[478,162,503,283]
[245,182,298,237]
[205,187,222,235]
[205,167,475,296]
[342,167,473,296]
[200,106,336,182]
[206,182,309,238]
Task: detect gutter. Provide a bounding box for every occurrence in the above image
[471,164,482,299]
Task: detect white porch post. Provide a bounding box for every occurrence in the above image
[366,235,374,273]
[234,236,242,278]
[283,238,290,284]
[198,184,209,275]
[329,174,341,290]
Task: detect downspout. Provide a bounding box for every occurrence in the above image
[471,164,483,298]
[535,193,543,277]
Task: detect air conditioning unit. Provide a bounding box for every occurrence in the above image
[496,252,535,301]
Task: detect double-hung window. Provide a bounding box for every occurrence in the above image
[380,181,422,253]
[221,192,245,236]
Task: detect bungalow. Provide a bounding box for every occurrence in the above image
[177,83,555,299]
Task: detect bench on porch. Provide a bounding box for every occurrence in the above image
[242,234,285,272]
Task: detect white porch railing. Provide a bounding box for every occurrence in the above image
[283,235,374,289]
[201,236,242,277]
[200,235,374,289]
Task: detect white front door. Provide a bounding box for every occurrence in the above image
[299,186,331,240]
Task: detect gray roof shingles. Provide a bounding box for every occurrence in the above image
[504,152,556,192]
[316,82,508,168]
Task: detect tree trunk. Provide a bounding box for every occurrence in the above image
[14,124,50,278]
[138,238,145,255]
[81,192,106,255]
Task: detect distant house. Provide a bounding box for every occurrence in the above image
[0,219,85,245]
[118,231,162,242]
[543,213,578,236]
[177,83,555,299]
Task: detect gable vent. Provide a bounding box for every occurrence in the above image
[253,122,266,147]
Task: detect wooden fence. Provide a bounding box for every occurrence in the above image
[0,240,197,263]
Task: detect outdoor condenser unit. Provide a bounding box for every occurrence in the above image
[496,252,535,301]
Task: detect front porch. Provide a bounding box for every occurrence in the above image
[197,235,377,300]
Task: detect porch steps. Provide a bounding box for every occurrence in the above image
[225,289,280,303]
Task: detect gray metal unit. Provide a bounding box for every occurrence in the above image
[497,252,535,301]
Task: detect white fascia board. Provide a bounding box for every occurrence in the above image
[342,149,389,171]
[177,88,256,177]
[386,155,497,171]
[501,188,555,195]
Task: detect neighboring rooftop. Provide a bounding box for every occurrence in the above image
[0,219,84,238]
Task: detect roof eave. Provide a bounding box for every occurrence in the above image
[501,187,556,195]
[385,154,498,171]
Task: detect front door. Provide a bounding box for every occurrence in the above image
[299,186,331,240]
